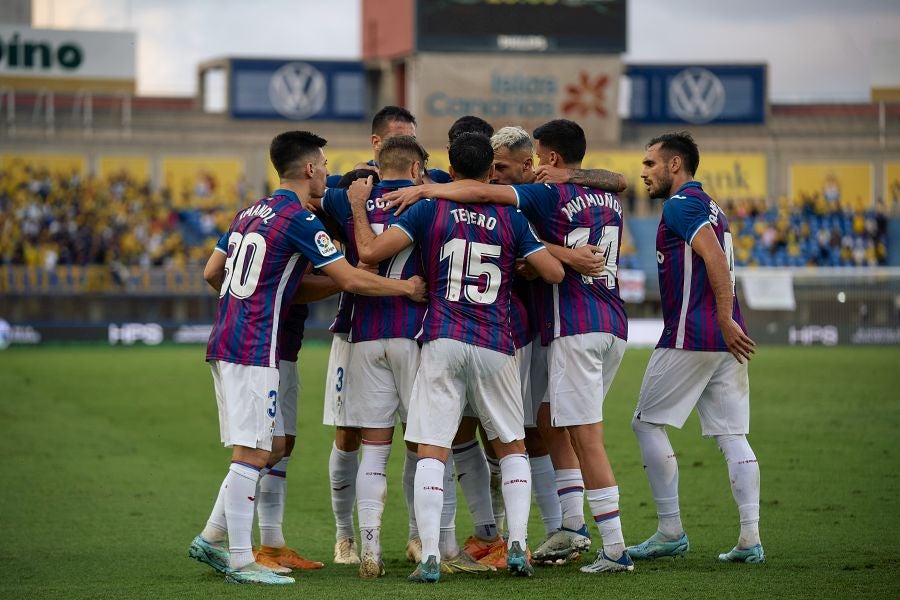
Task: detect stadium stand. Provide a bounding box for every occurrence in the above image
[0,158,238,275]
[1,157,644,277]
[724,196,889,267]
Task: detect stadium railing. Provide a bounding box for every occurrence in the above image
[1,265,898,347]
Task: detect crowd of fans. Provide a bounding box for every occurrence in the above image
[0,161,892,278]
[0,161,237,272]
[724,192,890,268]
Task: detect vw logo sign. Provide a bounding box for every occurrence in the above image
[668,67,726,124]
[268,62,327,120]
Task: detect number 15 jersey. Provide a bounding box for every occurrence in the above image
[206,189,344,368]
[394,198,545,356]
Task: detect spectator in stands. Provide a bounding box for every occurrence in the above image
[1,159,888,275]
[1,159,238,274]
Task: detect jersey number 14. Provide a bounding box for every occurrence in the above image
[564,225,619,288]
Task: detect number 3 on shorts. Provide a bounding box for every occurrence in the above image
[335,366,344,392]
[267,389,277,418]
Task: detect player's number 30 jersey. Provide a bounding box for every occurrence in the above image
[206,189,344,368]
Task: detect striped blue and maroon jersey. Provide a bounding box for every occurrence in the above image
[206,189,343,367]
[319,188,359,337]
[329,292,353,335]
[656,181,745,351]
[510,276,532,349]
[279,303,310,362]
[512,183,628,344]
[322,181,426,342]
[395,199,544,355]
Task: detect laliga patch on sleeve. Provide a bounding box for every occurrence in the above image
[315,231,338,257]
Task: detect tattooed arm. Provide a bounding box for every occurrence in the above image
[535,165,627,192]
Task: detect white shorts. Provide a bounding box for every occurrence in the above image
[547,332,626,427]
[322,334,352,427]
[405,339,524,448]
[516,342,537,428]
[278,360,300,437]
[345,337,420,428]
[635,348,750,436]
[209,360,279,450]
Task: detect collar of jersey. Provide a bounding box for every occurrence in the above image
[378,179,416,189]
[271,188,300,203]
[674,181,703,195]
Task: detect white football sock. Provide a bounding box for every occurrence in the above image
[633,417,683,538]
[716,434,761,548]
[329,442,358,541]
[403,448,419,540]
[452,440,497,541]
[415,458,446,564]
[357,441,392,557]
[555,468,586,531]
[438,454,459,560]
[201,478,228,543]
[486,456,505,533]
[530,453,561,536]
[224,461,261,569]
[499,454,531,550]
[257,456,289,548]
[440,455,459,557]
[587,485,625,558]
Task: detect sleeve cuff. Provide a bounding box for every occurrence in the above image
[392,222,416,242]
[687,220,712,245]
[311,254,343,269]
[511,186,522,209]
[521,244,546,259]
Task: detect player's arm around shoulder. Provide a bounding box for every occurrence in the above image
[535,165,627,192]
[383,180,516,215]
[543,241,605,278]
[293,272,340,303]
[513,209,564,284]
[525,247,565,284]
[319,257,426,303]
[691,225,755,363]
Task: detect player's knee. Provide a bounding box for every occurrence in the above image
[715,434,757,465]
[524,428,548,456]
[268,436,286,464]
[335,426,361,451]
[283,434,296,457]
[632,414,662,434]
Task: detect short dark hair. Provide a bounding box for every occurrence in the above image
[269,131,327,179]
[336,168,381,189]
[448,115,494,144]
[371,105,416,136]
[378,135,429,174]
[448,132,494,180]
[647,132,700,176]
[532,119,586,164]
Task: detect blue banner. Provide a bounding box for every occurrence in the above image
[626,64,766,125]
[229,58,366,121]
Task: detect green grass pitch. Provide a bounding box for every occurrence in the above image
[0,344,898,599]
